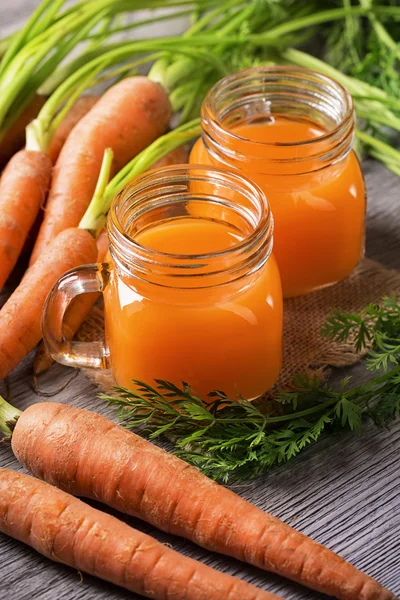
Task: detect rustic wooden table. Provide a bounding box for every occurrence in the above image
[1,3,399,600]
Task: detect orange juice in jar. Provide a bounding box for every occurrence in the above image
[43,165,283,400]
[190,66,366,298]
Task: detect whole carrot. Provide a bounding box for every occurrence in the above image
[0,229,97,380]
[0,94,101,290]
[0,150,52,292]
[11,402,395,600]
[34,228,108,375]
[0,468,277,600]
[30,77,172,264]
[48,94,99,164]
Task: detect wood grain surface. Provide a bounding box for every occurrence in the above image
[0,3,399,600]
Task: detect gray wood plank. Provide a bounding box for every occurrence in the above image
[0,3,399,600]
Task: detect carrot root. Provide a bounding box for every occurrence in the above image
[30,77,172,264]
[0,149,52,292]
[12,402,396,600]
[0,468,278,600]
[0,229,97,380]
[48,94,99,164]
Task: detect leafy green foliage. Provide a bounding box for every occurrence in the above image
[335,397,362,432]
[103,296,400,482]
[322,306,376,352]
[322,295,400,353]
[352,36,400,101]
[161,0,400,173]
[324,0,364,74]
[318,0,400,172]
[3,0,400,172]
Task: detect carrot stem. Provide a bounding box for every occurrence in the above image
[0,0,62,77]
[27,0,67,42]
[185,0,244,35]
[356,130,400,176]
[27,56,109,153]
[48,59,110,140]
[0,8,107,133]
[79,148,115,236]
[282,47,400,111]
[25,120,46,153]
[79,119,201,237]
[98,54,162,84]
[108,119,201,197]
[148,0,247,90]
[39,9,192,95]
[88,8,195,41]
[0,396,21,436]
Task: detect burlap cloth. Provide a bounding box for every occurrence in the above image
[78,258,400,394]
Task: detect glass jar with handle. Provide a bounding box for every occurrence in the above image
[42,165,283,400]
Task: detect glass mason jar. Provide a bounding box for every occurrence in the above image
[42,165,283,400]
[190,66,366,298]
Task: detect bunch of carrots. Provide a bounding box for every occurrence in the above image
[0,0,203,375]
[0,75,181,379]
[0,0,259,379]
[0,396,396,600]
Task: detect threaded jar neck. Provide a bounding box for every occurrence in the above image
[108,164,273,290]
[201,66,355,176]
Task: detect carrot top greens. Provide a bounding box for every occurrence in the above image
[0,0,215,141]
[103,296,400,482]
[3,0,400,171]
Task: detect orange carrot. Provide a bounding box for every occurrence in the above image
[20,95,101,259]
[12,402,395,600]
[0,96,96,286]
[0,150,52,292]
[0,94,47,170]
[0,469,277,600]
[33,228,108,375]
[0,229,97,380]
[30,77,172,264]
[48,94,99,164]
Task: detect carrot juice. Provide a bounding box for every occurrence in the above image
[192,67,366,298]
[104,219,282,399]
[101,166,283,400]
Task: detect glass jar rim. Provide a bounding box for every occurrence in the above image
[108,163,272,265]
[201,65,354,149]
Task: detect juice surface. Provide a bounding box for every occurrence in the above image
[104,217,282,399]
[190,116,366,297]
[235,115,325,143]
[137,218,243,254]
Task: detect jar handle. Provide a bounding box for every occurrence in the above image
[42,263,110,369]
